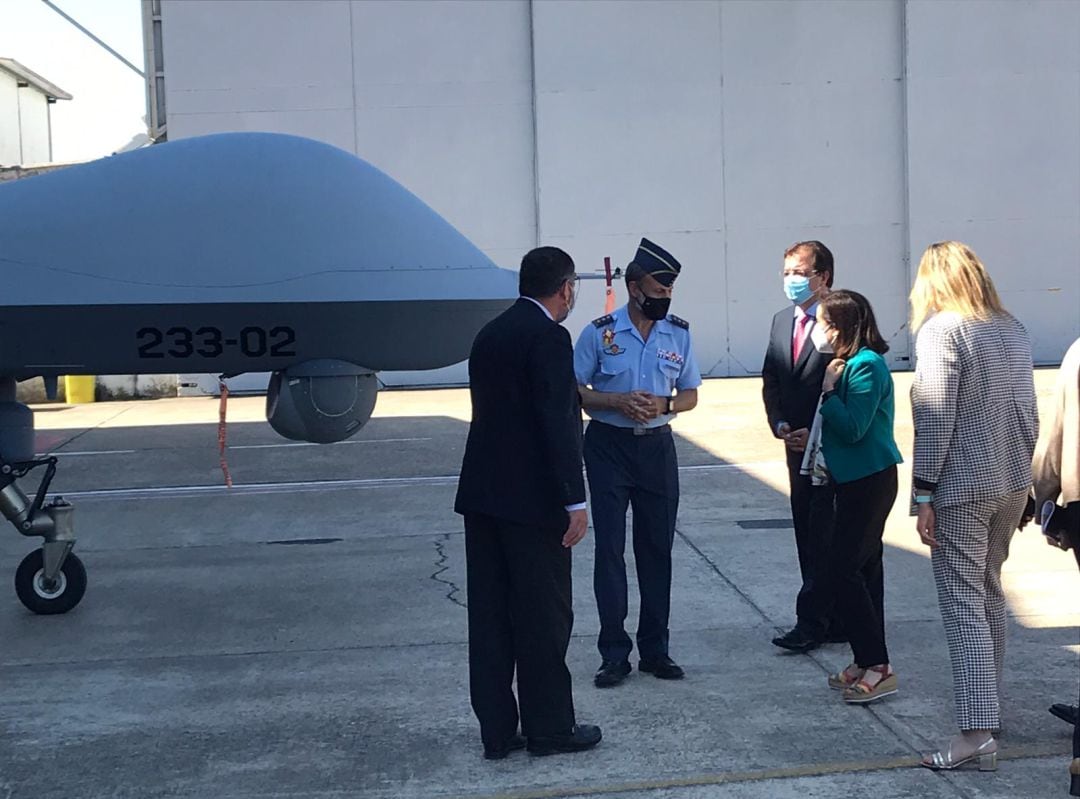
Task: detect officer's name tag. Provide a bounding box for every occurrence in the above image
[657,349,684,366]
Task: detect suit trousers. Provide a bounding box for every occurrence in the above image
[786,449,839,638]
[464,512,575,747]
[931,490,1028,731]
[585,422,679,663]
[831,465,897,668]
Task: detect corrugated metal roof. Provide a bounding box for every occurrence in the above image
[0,58,72,100]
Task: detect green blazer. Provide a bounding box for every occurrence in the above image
[819,347,903,484]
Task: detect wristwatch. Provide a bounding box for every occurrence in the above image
[666,396,676,415]
[912,486,933,504]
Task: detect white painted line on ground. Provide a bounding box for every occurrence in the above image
[62,475,460,501]
[228,437,432,450]
[34,437,433,458]
[57,461,786,502]
[681,461,784,472]
[35,449,138,457]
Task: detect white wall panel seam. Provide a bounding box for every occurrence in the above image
[348,1,359,156]
[900,0,914,364]
[528,0,541,247]
[717,0,733,378]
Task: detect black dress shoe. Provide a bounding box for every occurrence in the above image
[483,733,526,760]
[1050,703,1078,726]
[771,627,821,653]
[639,655,685,680]
[527,724,602,756]
[594,659,631,687]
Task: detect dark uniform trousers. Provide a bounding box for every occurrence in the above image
[584,421,679,663]
[786,448,839,638]
[464,512,575,747]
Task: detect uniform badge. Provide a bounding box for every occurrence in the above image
[658,348,684,366]
[601,328,622,355]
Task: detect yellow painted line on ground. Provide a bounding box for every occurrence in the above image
[458,743,1068,799]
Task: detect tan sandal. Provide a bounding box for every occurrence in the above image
[842,666,897,704]
[828,664,864,691]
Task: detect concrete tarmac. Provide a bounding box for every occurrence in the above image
[1,372,1076,798]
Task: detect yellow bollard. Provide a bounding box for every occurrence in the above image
[63,375,96,404]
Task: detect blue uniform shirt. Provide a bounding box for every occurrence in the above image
[574,304,702,429]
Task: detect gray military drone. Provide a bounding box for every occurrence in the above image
[0,132,517,615]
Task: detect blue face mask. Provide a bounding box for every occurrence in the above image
[783,275,814,304]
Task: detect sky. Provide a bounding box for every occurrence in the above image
[0,0,146,162]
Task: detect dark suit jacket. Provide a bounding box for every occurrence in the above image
[455,298,586,527]
[762,306,829,436]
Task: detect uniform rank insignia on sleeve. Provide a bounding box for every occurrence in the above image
[592,314,615,328]
[667,314,689,329]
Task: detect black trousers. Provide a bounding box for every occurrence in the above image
[464,512,575,747]
[584,421,679,663]
[786,449,839,638]
[831,464,897,668]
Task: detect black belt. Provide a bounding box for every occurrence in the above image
[590,421,672,437]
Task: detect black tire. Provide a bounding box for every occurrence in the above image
[14,549,87,614]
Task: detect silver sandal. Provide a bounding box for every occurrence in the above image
[921,738,997,771]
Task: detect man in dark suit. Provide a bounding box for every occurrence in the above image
[761,240,842,653]
[455,246,602,759]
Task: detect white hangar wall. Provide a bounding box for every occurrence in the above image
[156,0,1080,386]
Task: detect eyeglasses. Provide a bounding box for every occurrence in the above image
[782,269,820,278]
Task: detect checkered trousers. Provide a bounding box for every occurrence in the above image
[932,490,1028,731]
[911,312,1038,508]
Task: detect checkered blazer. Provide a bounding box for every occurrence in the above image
[911,311,1038,508]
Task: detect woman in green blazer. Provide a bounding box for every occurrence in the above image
[814,290,903,704]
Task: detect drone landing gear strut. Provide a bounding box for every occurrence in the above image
[2,457,85,614]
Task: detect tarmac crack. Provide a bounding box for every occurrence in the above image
[675,525,778,627]
[672,531,1016,788]
[675,525,939,770]
[37,405,135,453]
[432,532,467,610]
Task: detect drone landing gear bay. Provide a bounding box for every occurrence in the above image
[1,378,86,614]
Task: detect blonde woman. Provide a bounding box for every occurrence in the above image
[909,241,1038,771]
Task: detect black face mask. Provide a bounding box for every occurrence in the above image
[636,293,671,321]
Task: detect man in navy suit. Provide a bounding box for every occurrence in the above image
[761,240,843,652]
[455,246,601,759]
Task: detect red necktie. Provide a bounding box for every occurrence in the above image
[792,313,811,362]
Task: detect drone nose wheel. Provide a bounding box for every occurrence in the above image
[15,548,87,615]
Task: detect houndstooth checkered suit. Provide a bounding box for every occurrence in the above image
[912,311,1038,731]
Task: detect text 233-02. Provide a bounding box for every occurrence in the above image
[136,326,297,359]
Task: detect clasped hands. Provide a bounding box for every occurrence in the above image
[615,390,668,424]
